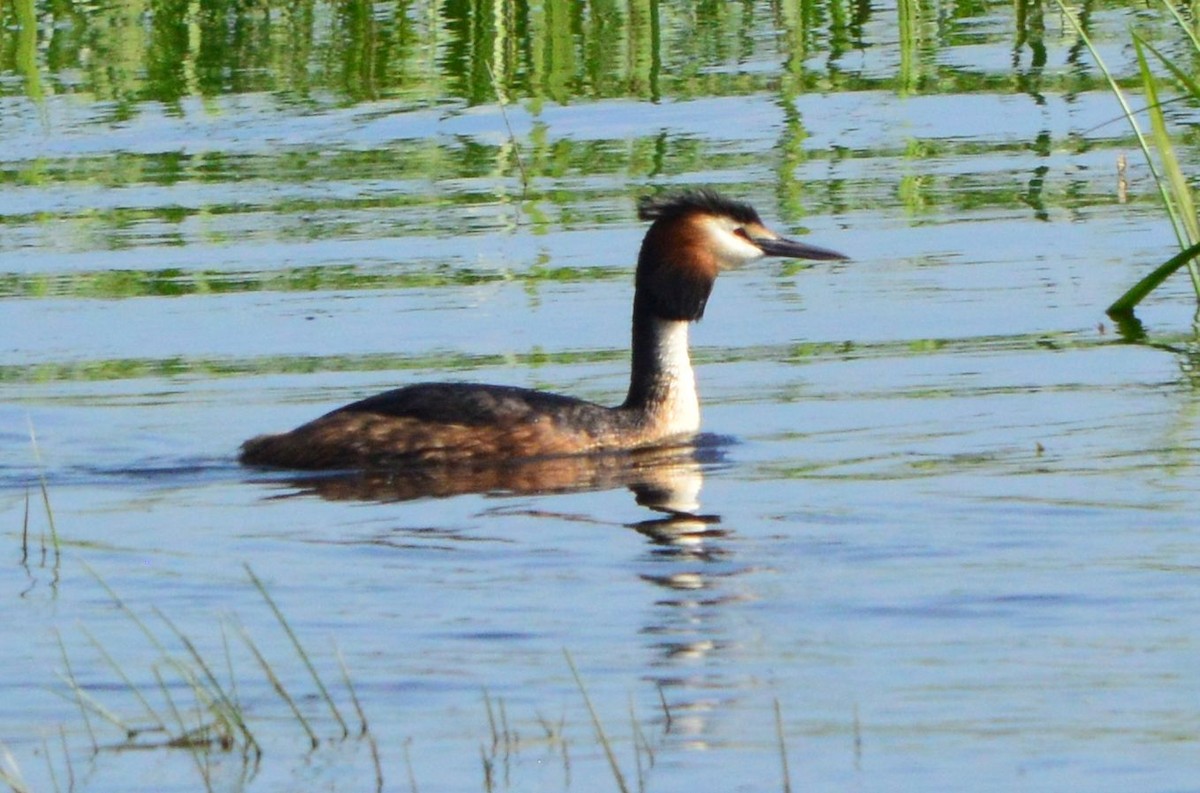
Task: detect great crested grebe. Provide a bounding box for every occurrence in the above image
[240,189,848,470]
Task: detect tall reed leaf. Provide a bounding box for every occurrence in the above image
[1133,35,1200,250]
[1105,34,1200,317]
[1055,0,1200,316]
[1107,240,1200,317]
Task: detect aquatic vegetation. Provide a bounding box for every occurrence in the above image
[43,565,377,793]
[1056,0,1200,318]
[26,561,724,793]
[565,649,629,793]
[9,0,1200,791]
[18,422,60,597]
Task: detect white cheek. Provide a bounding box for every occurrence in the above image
[703,218,766,268]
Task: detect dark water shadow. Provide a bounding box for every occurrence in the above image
[0,456,247,492]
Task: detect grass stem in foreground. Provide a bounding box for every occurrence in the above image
[245,564,349,737]
[54,630,98,752]
[154,607,260,756]
[402,737,417,793]
[58,726,74,793]
[483,688,499,751]
[655,683,672,733]
[27,419,60,565]
[774,699,792,793]
[82,562,167,652]
[79,624,167,735]
[21,489,29,566]
[483,61,528,195]
[40,733,59,793]
[152,666,214,793]
[1107,240,1200,317]
[336,647,383,791]
[0,744,33,793]
[239,625,319,749]
[1055,0,1200,314]
[564,649,629,793]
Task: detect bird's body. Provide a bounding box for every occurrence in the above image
[240,190,847,470]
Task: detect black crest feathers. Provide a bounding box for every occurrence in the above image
[637,189,762,226]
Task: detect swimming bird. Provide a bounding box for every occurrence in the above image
[239,189,848,470]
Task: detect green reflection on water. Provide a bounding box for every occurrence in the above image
[1,330,1095,384]
[0,0,1168,108]
[0,261,624,299]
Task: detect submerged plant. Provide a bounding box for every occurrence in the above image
[1056,0,1200,319]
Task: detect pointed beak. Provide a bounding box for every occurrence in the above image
[750,235,849,262]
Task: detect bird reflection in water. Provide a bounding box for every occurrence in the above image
[251,434,726,518]
[249,436,759,753]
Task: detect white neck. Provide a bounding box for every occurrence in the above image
[653,318,700,434]
[624,316,700,437]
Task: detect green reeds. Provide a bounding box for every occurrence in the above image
[1106,31,1200,317]
[564,649,629,793]
[48,566,374,791]
[245,564,350,737]
[25,420,60,574]
[1055,0,1200,318]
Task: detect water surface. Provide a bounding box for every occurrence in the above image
[4,1,1200,791]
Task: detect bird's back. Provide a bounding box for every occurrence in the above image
[239,382,640,469]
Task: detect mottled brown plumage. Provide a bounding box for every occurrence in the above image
[241,383,658,469]
[240,189,847,470]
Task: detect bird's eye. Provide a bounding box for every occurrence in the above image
[732,227,751,240]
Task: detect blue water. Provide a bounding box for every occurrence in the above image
[5,4,1200,792]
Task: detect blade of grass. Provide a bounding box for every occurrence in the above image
[81,563,167,653]
[1157,0,1200,53]
[244,565,349,737]
[335,647,384,792]
[334,646,369,738]
[0,744,33,793]
[1133,36,1200,248]
[775,699,792,793]
[79,624,168,735]
[402,737,417,793]
[1107,239,1200,317]
[655,683,672,733]
[26,419,60,566]
[153,607,260,756]
[157,657,234,748]
[483,688,499,752]
[483,60,528,195]
[1122,33,1200,302]
[220,623,240,714]
[498,696,513,758]
[480,743,494,793]
[21,489,29,567]
[238,624,319,749]
[58,726,74,793]
[1138,37,1200,101]
[152,666,214,793]
[1056,0,1200,314]
[54,630,99,751]
[41,733,60,793]
[628,696,646,793]
[563,649,628,793]
[50,671,130,737]
[628,695,653,768]
[1052,0,1181,240]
